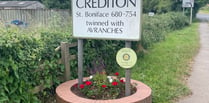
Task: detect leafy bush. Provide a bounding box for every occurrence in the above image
[0,27,71,102]
[83,40,124,74]
[0,28,42,102]
[143,0,208,14]
[141,12,189,48]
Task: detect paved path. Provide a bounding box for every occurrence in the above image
[177,22,209,103]
[196,14,209,22]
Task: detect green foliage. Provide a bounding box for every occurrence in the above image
[156,0,174,13]
[143,0,209,14]
[0,27,71,102]
[83,40,123,74]
[83,12,189,73]
[143,0,175,13]
[77,72,127,100]
[0,26,122,102]
[0,29,41,102]
[143,0,158,13]
[41,0,70,9]
[0,12,190,102]
[141,12,189,49]
[199,4,209,14]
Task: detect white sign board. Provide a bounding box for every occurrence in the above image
[182,0,194,7]
[72,0,142,41]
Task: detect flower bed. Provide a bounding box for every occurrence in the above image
[56,77,152,103]
[71,73,137,100]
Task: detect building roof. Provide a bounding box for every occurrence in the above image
[0,1,42,7]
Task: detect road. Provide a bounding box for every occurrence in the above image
[196,13,209,22]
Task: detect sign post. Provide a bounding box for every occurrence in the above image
[125,41,132,96]
[116,46,137,96]
[72,0,142,96]
[72,0,142,41]
[182,0,194,24]
[78,39,83,85]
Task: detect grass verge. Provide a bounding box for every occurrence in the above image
[199,10,209,14]
[130,23,199,103]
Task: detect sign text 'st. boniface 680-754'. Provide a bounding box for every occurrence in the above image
[72,0,142,41]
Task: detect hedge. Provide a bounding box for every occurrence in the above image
[141,12,189,48]
[0,12,189,102]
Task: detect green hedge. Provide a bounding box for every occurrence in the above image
[0,27,72,102]
[0,12,189,102]
[141,12,189,48]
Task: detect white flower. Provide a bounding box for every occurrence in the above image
[109,78,113,83]
[89,75,93,79]
[107,76,111,79]
[107,76,113,83]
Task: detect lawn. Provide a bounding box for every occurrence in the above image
[128,23,199,103]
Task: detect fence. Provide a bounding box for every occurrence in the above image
[0,9,71,26]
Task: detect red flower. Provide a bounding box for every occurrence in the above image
[120,79,125,83]
[115,72,119,76]
[85,81,92,86]
[112,81,118,86]
[102,85,107,88]
[79,84,85,89]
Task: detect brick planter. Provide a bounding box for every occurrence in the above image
[56,78,152,103]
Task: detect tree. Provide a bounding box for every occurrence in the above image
[143,0,158,13]
[143,0,175,13]
[41,0,70,9]
[155,0,174,13]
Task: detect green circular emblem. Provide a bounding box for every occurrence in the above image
[116,48,137,69]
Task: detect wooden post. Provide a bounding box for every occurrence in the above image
[125,41,131,96]
[78,39,84,85]
[61,42,71,81]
